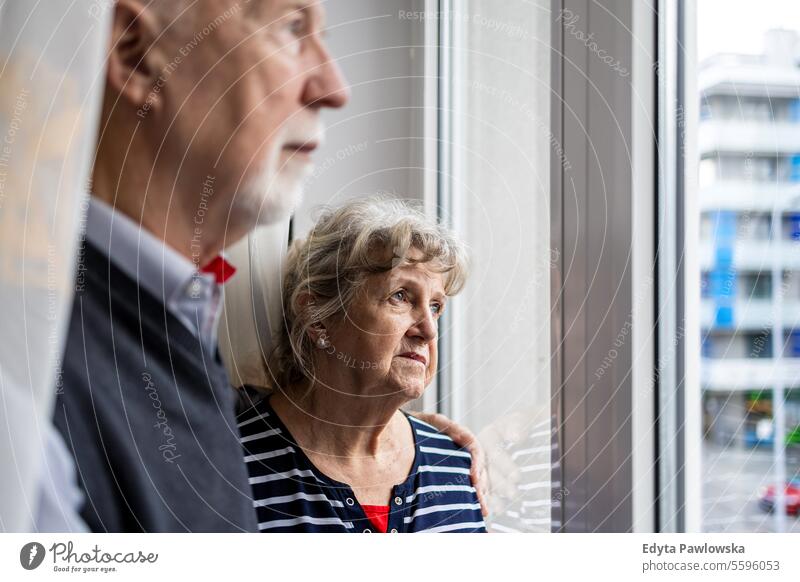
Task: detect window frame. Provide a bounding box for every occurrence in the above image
[552,0,657,532]
[656,0,702,533]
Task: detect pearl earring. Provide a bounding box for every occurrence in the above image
[316,337,330,349]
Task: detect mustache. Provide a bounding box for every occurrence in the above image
[282,117,326,147]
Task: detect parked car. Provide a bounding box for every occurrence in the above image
[758,479,800,515]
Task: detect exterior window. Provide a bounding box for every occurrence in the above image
[694,15,800,532]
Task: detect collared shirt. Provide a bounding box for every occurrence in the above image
[237,397,487,533]
[84,198,225,352]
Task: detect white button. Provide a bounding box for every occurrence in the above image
[390,528,398,533]
[345,497,355,506]
[394,496,403,506]
[363,528,372,533]
[187,280,203,297]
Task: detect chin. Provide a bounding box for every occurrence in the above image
[397,378,428,402]
[406,388,426,402]
[234,155,312,227]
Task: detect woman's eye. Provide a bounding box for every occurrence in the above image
[391,290,408,302]
[430,303,442,317]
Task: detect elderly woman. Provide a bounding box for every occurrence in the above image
[237,198,485,533]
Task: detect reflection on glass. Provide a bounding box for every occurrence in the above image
[451,0,553,532]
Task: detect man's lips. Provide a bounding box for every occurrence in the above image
[398,352,427,366]
[283,142,318,155]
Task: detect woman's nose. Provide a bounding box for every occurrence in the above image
[409,310,437,342]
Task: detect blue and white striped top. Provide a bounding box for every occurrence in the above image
[237,397,486,533]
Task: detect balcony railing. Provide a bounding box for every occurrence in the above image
[701,299,800,330]
[698,120,800,155]
[700,182,800,212]
[702,358,800,391]
[699,63,800,99]
[699,240,800,270]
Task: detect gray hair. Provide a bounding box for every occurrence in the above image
[266,197,469,392]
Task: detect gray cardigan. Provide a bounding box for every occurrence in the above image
[52,240,257,532]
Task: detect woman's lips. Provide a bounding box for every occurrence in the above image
[398,352,427,366]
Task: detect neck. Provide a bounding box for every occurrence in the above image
[272,381,408,459]
[91,116,247,267]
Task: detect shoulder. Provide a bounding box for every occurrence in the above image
[407,414,461,449]
[404,415,485,533]
[406,414,473,466]
[236,396,280,442]
[235,385,272,416]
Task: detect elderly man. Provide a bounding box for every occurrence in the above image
[43,0,484,532]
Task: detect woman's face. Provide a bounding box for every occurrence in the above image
[321,250,447,402]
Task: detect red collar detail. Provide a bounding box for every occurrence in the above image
[200,255,237,284]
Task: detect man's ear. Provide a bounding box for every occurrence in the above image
[106,0,166,111]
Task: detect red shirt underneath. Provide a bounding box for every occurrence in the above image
[361,505,390,533]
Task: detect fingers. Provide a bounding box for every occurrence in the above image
[468,439,490,517]
[473,465,490,517]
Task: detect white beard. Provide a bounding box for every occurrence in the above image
[234,120,323,226]
[238,155,313,226]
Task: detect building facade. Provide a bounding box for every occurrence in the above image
[700,29,800,449]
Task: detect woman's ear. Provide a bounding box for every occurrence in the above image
[307,321,330,349]
[309,323,330,348]
[106,0,167,111]
[295,292,329,346]
[294,291,317,312]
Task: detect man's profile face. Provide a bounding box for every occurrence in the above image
[159,0,349,232]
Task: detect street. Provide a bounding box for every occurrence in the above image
[703,441,800,532]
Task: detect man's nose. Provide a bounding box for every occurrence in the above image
[302,45,350,110]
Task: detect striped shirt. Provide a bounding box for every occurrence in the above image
[237,398,486,533]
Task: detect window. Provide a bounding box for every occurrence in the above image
[662,0,800,533]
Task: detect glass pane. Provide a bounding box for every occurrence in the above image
[450,0,553,532]
[696,0,800,532]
